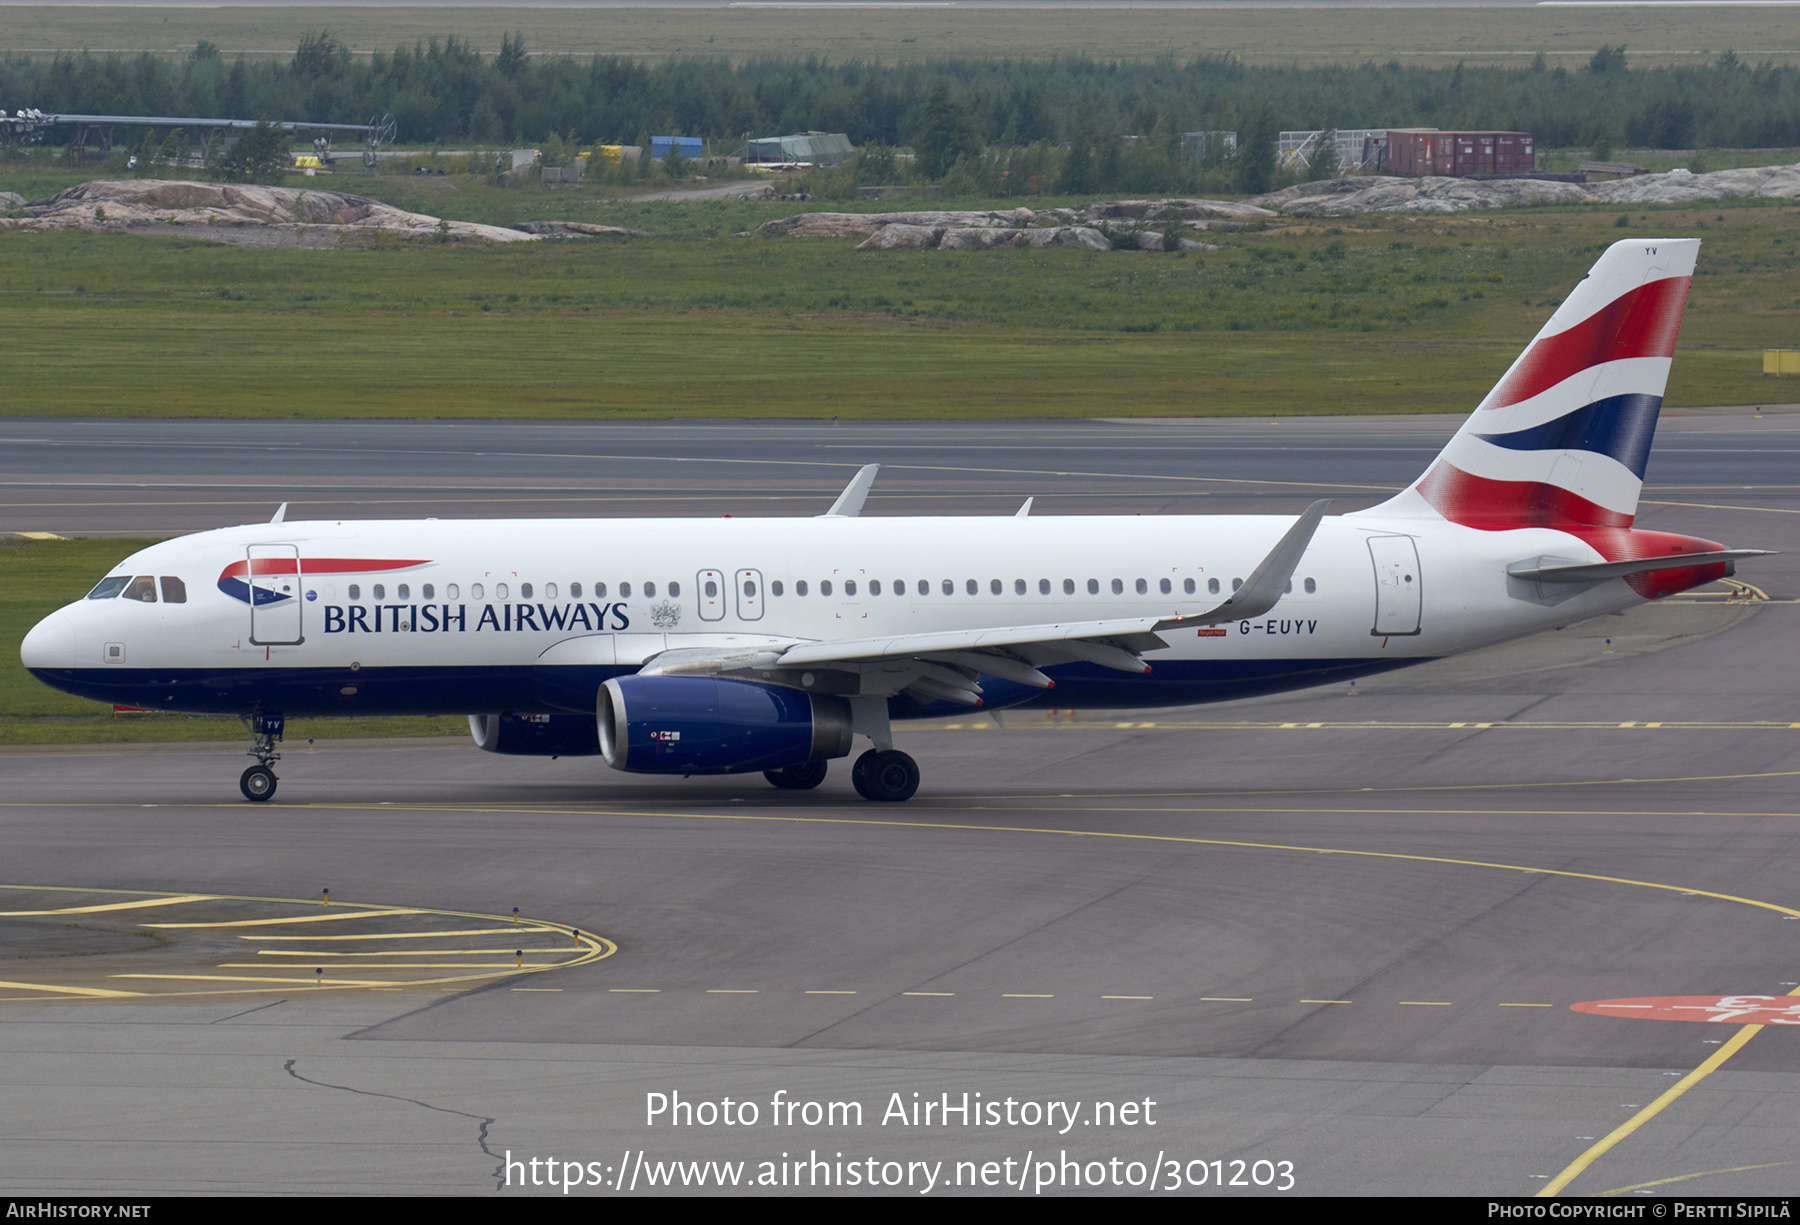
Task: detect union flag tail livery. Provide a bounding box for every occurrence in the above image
[1375,238,1696,532]
[20,237,1771,804]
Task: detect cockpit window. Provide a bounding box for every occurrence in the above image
[160,576,187,604]
[124,576,158,603]
[86,576,129,600]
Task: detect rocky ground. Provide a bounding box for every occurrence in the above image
[0,180,540,245]
[752,199,1270,251]
[1251,163,1800,214]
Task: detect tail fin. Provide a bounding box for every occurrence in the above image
[1364,238,1698,530]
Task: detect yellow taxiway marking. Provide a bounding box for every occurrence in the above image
[1103,995,1154,1000]
[253,948,576,957]
[805,990,857,995]
[150,909,426,928]
[0,979,142,998]
[903,992,954,997]
[1003,993,1054,998]
[218,962,581,970]
[1301,999,1352,1004]
[1202,997,1253,1002]
[11,531,64,540]
[1499,1003,1553,1008]
[609,989,660,993]
[249,927,564,941]
[706,989,758,994]
[1400,1001,1453,1006]
[0,893,215,916]
[1597,1161,1800,1197]
[113,973,403,987]
[0,886,614,1001]
[1539,1022,1769,1197]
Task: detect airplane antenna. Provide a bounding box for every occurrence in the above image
[269,503,288,524]
[1014,498,1033,518]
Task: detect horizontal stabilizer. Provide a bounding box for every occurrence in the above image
[1507,550,1773,583]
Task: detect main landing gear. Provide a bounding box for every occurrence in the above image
[239,712,284,802]
[761,750,922,801]
[850,749,920,803]
[764,760,829,790]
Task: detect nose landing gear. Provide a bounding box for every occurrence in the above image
[239,712,284,802]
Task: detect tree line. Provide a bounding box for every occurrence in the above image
[2,36,1796,164]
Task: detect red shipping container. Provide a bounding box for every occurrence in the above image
[1386,129,1532,177]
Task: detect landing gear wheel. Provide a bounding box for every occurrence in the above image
[239,765,278,802]
[850,749,919,802]
[765,760,829,790]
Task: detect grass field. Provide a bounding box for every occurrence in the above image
[0,4,1796,67]
[0,188,1797,421]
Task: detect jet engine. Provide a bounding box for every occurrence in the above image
[469,712,602,757]
[597,676,854,775]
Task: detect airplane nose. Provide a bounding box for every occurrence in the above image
[21,607,76,671]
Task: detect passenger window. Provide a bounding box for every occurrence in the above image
[471,583,484,599]
[844,580,857,596]
[668,581,680,598]
[917,580,928,596]
[706,579,719,597]
[821,580,833,596]
[398,583,410,600]
[447,583,459,600]
[496,583,509,600]
[1063,579,1075,595]
[893,580,904,596]
[423,583,435,600]
[769,581,781,597]
[1087,579,1099,595]
[1111,579,1124,595]
[349,584,362,601]
[160,576,187,604]
[1184,578,1195,594]
[618,582,629,598]
[870,580,882,596]
[990,579,1001,595]
[1208,578,1221,595]
[545,582,557,600]
[966,579,977,596]
[1015,579,1026,595]
[374,584,386,600]
[1158,578,1170,595]
[521,582,534,600]
[594,582,606,598]
[1232,578,1243,592]
[744,580,757,597]
[644,582,655,598]
[87,576,129,600]
[797,580,809,597]
[1304,577,1317,594]
[569,582,580,599]
[941,579,953,596]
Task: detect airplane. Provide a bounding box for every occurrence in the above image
[21,238,1769,804]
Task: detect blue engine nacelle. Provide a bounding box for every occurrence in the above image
[469,712,602,757]
[598,676,854,775]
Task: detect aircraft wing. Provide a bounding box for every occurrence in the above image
[639,499,1333,706]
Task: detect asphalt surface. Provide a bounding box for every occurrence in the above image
[3,414,1799,1197]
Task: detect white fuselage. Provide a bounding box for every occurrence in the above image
[23,511,1639,719]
